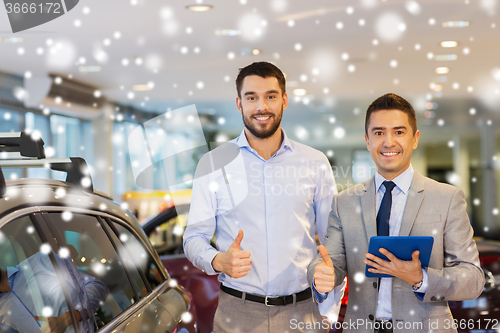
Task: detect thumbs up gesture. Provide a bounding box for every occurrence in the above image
[313,245,336,294]
[212,230,252,278]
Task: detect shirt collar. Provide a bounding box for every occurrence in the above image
[236,128,294,152]
[375,164,414,195]
[6,266,19,279]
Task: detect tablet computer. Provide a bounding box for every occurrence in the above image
[365,236,434,278]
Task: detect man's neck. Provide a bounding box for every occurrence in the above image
[244,127,283,160]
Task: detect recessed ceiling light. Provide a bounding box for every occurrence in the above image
[434,54,458,61]
[78,66,102,73]
[252,49,260,55]
[433,84,443,92]
[442,21,470,28]
[440,41,458,48]
[214,29,241,36]
[0,37,24,43]
[186,5,213,11]
[435,67,450,74]
[293,89,307,96]
[133,84,152,91]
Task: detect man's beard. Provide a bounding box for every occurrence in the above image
[242,105,283,139]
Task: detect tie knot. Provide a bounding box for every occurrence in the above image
[382,180,396,192]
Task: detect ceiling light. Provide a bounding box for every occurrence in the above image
[293,89,307,96]
[435,67,450,74]
[78,66,102,73]
[434,54,458,61]
[186,5,213,11]
[0,37,24,43]
[442,21,470,28]
[133,84,152,91]
[440,41,458,48]
[252,49,260,55]
[214,29,241,36]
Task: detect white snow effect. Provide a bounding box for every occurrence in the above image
[120,234,129,242]
[238,13,266,41]
[81,177,92,188]
[491,68,500,81]
[294,126,309,140]
[59,247,70,258]
[196,81,204,89]
[146,54,162,71]
[294,43,302,51]
[405,1,422,15]
[93,47,108,63]
[62,211,73,221]
[375,12,406,42]
[354,272,365,283]
[271,0,287,12]
[42,306,54,317]
[40,244,51,254]
[480,0,497,15]
[91,262,106,276]
[493,208,499,216]
[390,60,398,68]
[168,278,178,287]
[173,225,184,236]
[46,40,77,70]
[181,312,193,323]
[473,198,480,206]
[333,127,346,139]
[361,0,378,8]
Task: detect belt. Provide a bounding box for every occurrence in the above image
[220,284,312,306]
[374,319,393,333]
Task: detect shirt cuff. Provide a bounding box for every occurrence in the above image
[202,248,221,275]
[312,278,329,303]
[412,268,428,300]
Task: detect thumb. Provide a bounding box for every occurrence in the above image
[34,315,46,321]
[412,250,420,262]
[230,230,244,250]
[318,245,333,268]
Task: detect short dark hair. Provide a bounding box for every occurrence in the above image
[365,93,417,135]
[235,62,286,98]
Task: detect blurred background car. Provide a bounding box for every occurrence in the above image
[0,132,198,333]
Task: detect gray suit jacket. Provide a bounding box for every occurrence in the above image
[307,172,484,333]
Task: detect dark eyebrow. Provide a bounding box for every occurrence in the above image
[244,89,280,96]
[371,126,407,132]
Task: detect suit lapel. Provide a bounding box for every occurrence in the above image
[361,176,377,241]
[398,171,425,236]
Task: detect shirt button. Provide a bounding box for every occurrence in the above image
[373,282,377,288]
[369,315,374,320]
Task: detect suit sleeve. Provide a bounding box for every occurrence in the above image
[308,193,348,290]
[423,188,484,302]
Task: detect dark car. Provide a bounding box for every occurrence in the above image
[143,202,500,333]
[0,132,197,333]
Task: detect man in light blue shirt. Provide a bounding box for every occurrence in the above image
[308,93,483,333]
[183,62,344,332]
[0,250,109,333]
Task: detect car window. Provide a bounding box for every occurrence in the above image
[148,211,188,255]
[45,212,141,328]
[0,215,80,333]
[110,221,165,290]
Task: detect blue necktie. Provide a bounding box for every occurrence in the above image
[377,181,396,236]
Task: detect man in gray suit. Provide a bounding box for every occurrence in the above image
[307,93,484,333]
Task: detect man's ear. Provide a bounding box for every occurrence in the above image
[236,97,243,115]
[282,92,288,111]
[413,130,420,150]
[365,133,370,151]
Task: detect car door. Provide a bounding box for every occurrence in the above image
[40,208,190,333]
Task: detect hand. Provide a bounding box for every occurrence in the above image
[313,245,335,294]
[364,249,423,286]
[35,312,72,333]
[212,230,252,278]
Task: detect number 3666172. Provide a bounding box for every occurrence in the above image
[5,2,61,14]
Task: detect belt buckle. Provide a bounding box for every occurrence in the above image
[264,295,279,306]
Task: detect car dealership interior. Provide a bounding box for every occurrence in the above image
[0,0,499,240]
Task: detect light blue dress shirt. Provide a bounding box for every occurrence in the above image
[374,165,428,319]
[0,293,40,333]
[183,129,337,297]
[2,251,109,332]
